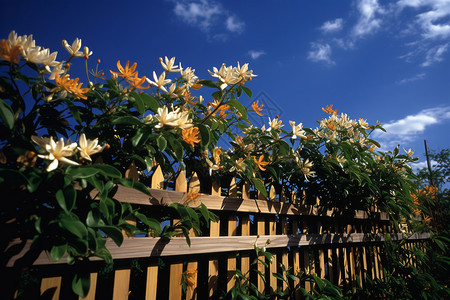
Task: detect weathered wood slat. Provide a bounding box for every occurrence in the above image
[9,233,429,268]
[109,186,390,220]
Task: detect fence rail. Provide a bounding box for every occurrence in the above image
[4,166,429,299]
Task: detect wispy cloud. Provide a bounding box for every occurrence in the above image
[398,0,450,40]
[226,16,245,33]
[172,0,245,38]
[351,0,385,38]
[307,43,334,64]
[373,106,450,149]
[397,72,426,84]
[173,0,222,32]
[320,18,344,33]
[422,43,449,66]
[248,50,266,60]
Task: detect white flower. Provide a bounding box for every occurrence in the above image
[159,56,181,73]
[208,63,240,90]
[146,71,172,93]
[45,61,65,80]
[32,136,79,172]
[236,62,257,81]
[153,106,193,129]
[62,38,83,57]
[289,121,305,139]
[24,47,59,66]
[83,46,93,57]
[268,117,283,130]
[77,133,106,161]
[8,31,35,55]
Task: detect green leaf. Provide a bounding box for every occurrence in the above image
[55,185,76,213]
[166,135,183,161]
[117,177,151,196]
[0,168,29,186]
[241,86,252,98]
[59,214,88,239]
[111,116,142,126]
[197,124,210,148]
[198,80,218,89]
[227,98,248,119]
[130,93,145,116]
[251,177,267,197]
[157,135,167,152]
[0,99,14,129]
[91,164,122,178]
[66,166,99,179]
[139,93,160,113]
[100,226,124,247]
[50,243,67,261]
[72,272,91,298]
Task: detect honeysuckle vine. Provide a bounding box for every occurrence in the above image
[0,30,442,298]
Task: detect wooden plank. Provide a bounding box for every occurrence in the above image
[169,263,183,300]
[81,273,97,300]
[257,216,266,293]
[186,173,200,300]
[209,179,221,298]
[40,276,61,300]
[281,217,289,290]
[113,269,131,300]
[7,233,431,267]
[108,186,390,220]
[145,265,158,300]
[170,170,188,300]
[227,214,237,291]
[302,220,311,292]
[240,182,251,284]
[317,221,325,279]
[269,216,277,292]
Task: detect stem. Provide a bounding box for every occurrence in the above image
[200,81,242,125]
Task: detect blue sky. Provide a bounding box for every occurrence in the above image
[2,0,450,171]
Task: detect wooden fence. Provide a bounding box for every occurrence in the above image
[4,166,429,299]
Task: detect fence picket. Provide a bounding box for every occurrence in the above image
[208,180,221,297]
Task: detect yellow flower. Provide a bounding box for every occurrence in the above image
[182,127,200,147]
[251,100,264,116]
[126,75,150,90]
[54,75,90,100]
[322,104,337,116]
[213,147,222,165]
[184,190,201,205]
[254,155,269,171]
[110,60,138,79]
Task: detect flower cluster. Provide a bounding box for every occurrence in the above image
[31,134,106,172]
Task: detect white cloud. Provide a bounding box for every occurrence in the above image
[372,106,450,149]
[172,0,245,35]
[226,16,245,33]
[248,50,266,59]
[320,18,344,33]
[410,159,438,173]
[397,72,426,84]
[352,0,385,38]
[422,42,449,66]
[173,0,222,31]
[398,0,450,40]
[307,43,335,64]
